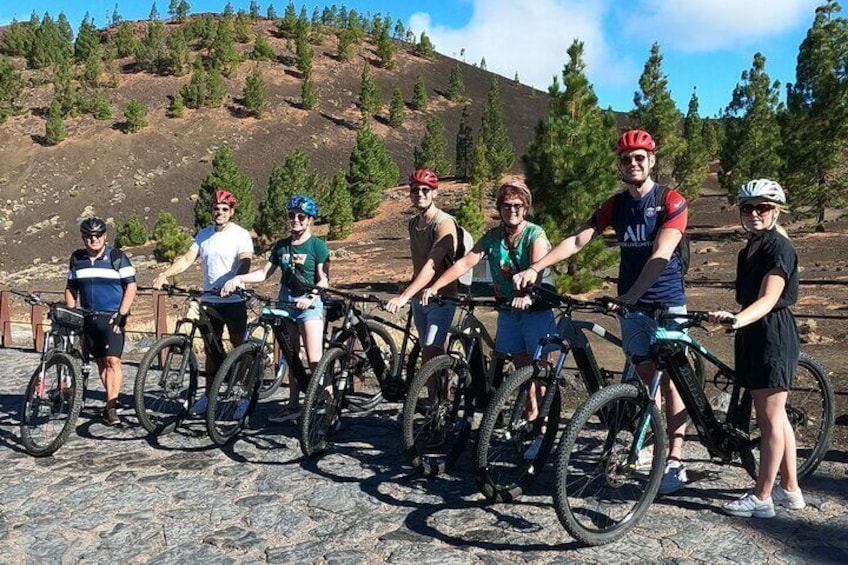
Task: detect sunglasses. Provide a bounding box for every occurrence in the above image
[288,212,309,222]
[619,154,648,165]
[740,203,776,216]
[410,186,433,195]
[500,203,525,212]
[83,232,105,240]
[212,206,231,213]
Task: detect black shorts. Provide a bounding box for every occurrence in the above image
[202,301,248,344]
[83,313,125,359]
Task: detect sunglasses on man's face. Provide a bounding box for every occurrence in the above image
[740,203,776,216]
[410,186,433,195]
[212,206,231,213]
[84,232,105,240]
[619,153,648,166]
[288,212,309,222]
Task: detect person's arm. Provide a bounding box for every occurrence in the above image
[420,242,483,305]
[387,219,456,312]
[234,251,252,275]
[710,270,786,329]
[514,224,596,290]
[153,247,199,289]
[513,233,554,310]
[64,287,77,309]
[119,282,137,315]
[618,227,682,304]
[222,261,276,295]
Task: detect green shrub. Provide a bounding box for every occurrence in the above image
[115,213,148,248]
[153,211,192,262]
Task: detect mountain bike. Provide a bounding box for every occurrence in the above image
[553,301,834,546]
[299,287,399,457]
[133,286,257,435]
[400,295,507,476]
[14,290,92,457]
[361,304,420,403]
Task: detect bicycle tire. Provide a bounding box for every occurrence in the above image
[205,341,262,446]
[133,335,198,435]
[257,345,286,400]
[737,352,834,481]
[20,351,84,457]
[553,383,666,546]
[475,365,562,502]
[300,347,346,457]
[401,353,472,476]
[344,321,397,412]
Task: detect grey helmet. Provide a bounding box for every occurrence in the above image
[738,179,786,204]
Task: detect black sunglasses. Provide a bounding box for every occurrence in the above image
[288,212,309,222]
[740,203,776,216]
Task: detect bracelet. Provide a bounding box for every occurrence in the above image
[527,266,538,274]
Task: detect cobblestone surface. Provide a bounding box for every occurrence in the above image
[1,348,846,564]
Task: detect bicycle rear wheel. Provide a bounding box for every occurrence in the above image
[300,347,347,457]
[475,365,561,502]
[553,383,666,546]
[20,352,84,457]
[205,341,262,446]
[401,354,472,476]
[133,335,198,435]
[345,321,397,413]
[737,352,834,481]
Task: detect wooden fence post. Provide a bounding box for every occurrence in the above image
[0,290,11,347]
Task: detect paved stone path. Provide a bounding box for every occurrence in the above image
[1,347,847,564]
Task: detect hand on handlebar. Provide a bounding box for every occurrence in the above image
[295,294,316,310]
[708,310,738,329]
[385,295,408,314]
[221,277,243,297]
[152,274,168,290]
[511,295,532,311]
[512,268,538,291]
[420,287,437,306]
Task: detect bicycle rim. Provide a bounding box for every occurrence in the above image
[553,383,666,546]
[20,352,83,457]
[206,342,260,445]
[300,348,345,457]
[134,336,197,435]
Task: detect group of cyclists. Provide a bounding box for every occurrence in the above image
[63,128,805,520]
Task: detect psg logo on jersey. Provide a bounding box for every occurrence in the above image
[646,207,656,218]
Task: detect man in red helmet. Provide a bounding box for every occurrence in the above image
[386,169,459,366]
[153,189,254,414]
[514,130,692,495]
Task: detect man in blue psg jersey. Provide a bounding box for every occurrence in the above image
[65,216,137,426]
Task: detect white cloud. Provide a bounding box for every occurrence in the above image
[408,0,635,92]
[620,0,821,52]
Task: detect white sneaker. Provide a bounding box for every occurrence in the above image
[772,485,805,510]
[658,461,688,495]
[723,492,775,518]
[189,395,208,415]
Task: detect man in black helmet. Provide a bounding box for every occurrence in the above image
[65,216,137,426]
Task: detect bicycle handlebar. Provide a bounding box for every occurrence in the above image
[317,286,386,307]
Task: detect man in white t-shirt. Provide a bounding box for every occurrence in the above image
[153,190,254,413]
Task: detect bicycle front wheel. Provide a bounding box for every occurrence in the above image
[21,352,84,457]
[553,383,666,546]
[133,335,198,435]
[475,365,561,502]
[401,354,472,476]
[737,352,835,481]
[206,341,262,446]
[300,347,346,457]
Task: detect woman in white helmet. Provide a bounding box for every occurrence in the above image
[709,178,804,518]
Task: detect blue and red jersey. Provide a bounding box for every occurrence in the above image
[590,185,688,307]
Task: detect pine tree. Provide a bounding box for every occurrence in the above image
[149,2,160,21]
[243,65,268,117]
[251,32,275,60]
[782,1,848,223]
[376,25,394,69]
[74,13,100,63]
[336,29,354,63]
[412,31,435,59]
[358,62,383,116]
[249,0,260,19]
[673,89,709,204]
[210,12,240,77]
[0,54,25,123]
[301,73,318,109]
[469,140,491,186]
[115,213,148,248]
[93,96,112,120]
[388,87,405,127]
[153,211,192,261]
[411,73,427,111]
[205,68,226,107]
[718,52,783,201]
[393,20,405,40]
[82,48,103,88]
[52,59,79,116]
[164,28,190,75]
[326,170,355,240]
[176,0,191,21]
[455,105,474,180]
[167,90,185,118]
[113,21,138,58]
[630,42,684,184]
[455,184,486,239]
[479,77,515,181]
[257,149,320,240]
[346,9,365,43]
[522,40,619,292]
[136,19,168,74]
[123,99,148,133]
[111,3,123,25]
[168,0,180,19]
[1,20,35,58]
[702,118,723,160]
[348,121,399,219]
[447,63,465,102]
[44,98,67,145]
[413,116,451,175]
[266,4,276,19]
[278,1,298,38]
[195,145,256,229]
[235,10,252,43]
[295,29,313,76]
[180,61,206,108]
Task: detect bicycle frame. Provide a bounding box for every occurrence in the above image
[247,305,310,385]
[331,294,389,393]
[364,306,418,380]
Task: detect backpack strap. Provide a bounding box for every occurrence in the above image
[654,184,669,224]
[109,247,124,272]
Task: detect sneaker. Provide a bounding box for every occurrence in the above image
[723,492,776,518]
[772,485,806,510]
[102,406,120,426]
[232,399,251,420]
[189,395,208,415]
[524,435,544,460]
[268,405,302,423]
[658,461,688,495]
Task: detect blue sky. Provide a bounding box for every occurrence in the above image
[1,0,824,116]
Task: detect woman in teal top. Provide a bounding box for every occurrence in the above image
[222,195,329,422]
[422,180,555,411]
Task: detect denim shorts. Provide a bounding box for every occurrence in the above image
[495,308,556,355]
[618,305,687,365]
[412,300,456,348]
[278,290,324,323]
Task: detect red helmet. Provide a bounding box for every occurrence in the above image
[616,129,656,154]
[409,169,439,189]
[213,190,237,207]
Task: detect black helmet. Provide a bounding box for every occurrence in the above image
[80,216,107,236]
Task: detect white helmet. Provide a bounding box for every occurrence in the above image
[738,178,786,204]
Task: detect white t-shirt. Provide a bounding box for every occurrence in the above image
[191,223,254,303]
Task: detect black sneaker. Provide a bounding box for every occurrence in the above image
[102,406,120,426]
